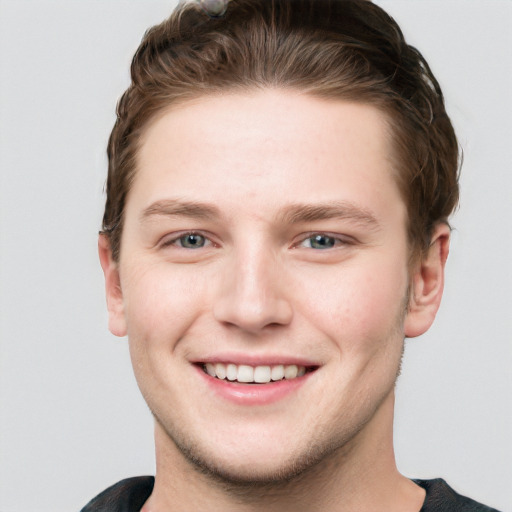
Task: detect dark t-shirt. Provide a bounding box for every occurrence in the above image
[80,476,502,511]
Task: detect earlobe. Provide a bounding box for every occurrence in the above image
[98,234,127,337]
[404,224,451,338]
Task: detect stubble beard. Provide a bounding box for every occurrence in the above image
[149,291,409,501]
[151,352,405,501]
[153,410,369,501]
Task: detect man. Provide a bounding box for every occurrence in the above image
[82,0,501,510]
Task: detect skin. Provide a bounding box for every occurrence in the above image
[99,90,450,511]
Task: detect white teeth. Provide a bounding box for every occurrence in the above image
[215,363,226,380]
[226,363,237,381]
[205,363,216,377]
[284,365,298,379]
[254,365,271,383]
[237,365,254,382]
[203,363,308,383]
[271,365,284,381]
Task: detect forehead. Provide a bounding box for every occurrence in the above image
[131,90,403,222]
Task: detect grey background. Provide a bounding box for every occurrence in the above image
[0,1,510,511]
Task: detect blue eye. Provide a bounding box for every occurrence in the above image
[304,234,337,249]
[177,233,207,249]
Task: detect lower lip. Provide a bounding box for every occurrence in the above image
[195,365,313,405]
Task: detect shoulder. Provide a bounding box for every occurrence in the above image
[80,476,155,512]
[414,478,503,512]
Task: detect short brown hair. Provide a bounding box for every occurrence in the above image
[103,0,459,262]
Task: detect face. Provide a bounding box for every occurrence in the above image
[101,90,443,483]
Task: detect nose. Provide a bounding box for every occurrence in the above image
[213,246,293,333]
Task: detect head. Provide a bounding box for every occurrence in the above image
[98,0,459,492]
[102,0,459,265]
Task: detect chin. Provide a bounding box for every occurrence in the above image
[161,417,352,492]
[179,445,324,489]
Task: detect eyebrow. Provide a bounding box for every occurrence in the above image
[278,201,380,229]
[140,198,380,229]
[140,199,221,222]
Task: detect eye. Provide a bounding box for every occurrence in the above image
[167,233,209,249]
[300,234,343,249]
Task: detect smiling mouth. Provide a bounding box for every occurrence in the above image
[201,363,317,384]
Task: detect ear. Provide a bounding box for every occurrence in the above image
[404,223,451,338]
[98,234,127,337]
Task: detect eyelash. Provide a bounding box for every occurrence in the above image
[160,231,351,250]
[295,233,353,250]
[160,232,214,249]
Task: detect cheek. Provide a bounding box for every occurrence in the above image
[122,263,210,343]
[297,258,408,349]
[122,265,213,402]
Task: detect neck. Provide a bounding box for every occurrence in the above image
[142,391,425,512]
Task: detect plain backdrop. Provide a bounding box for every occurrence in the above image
[0,1,511,511]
